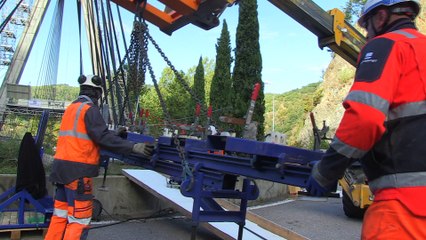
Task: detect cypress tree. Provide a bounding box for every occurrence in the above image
[232,0,265,139]
[210,20,233,131]
[192,56,206,123]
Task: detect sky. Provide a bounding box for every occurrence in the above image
[14,0,346,94]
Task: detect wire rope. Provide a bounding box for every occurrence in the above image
[34,0,64,101]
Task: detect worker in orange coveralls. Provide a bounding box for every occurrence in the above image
[306,0,426,239]
[45,75,154,240]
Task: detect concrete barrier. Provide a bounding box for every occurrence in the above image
[0,174,164,219]
[232,177,290,206]
[0,172,290,219]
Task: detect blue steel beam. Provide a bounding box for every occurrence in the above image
[103,132,324,189]
[184,135,323,188]
[101,132,324,239]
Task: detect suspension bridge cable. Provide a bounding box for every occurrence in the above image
[36,3,55,96]
[93,0,118,125]
[90,1,107,90]
[34,0,64,100]
[115,4,133,122]
[0,0,9,12]
[85,1,99,76]
[42,0,63,98]
[87,0,112,114]
[76,0,83,75]
[107,0,131,125]
[106,2,131,125]
[101,0,124,125]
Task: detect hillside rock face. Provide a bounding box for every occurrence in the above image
[298,2,426,148]
[298,56,353,147]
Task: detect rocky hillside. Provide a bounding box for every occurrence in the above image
[297,55,353,147]
[297,2,426,148]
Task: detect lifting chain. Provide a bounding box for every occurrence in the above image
[129,4,195,189]
[127,17,147,121]
[145,30,207,137]
[146,32,205,111]
[126,0,152,125]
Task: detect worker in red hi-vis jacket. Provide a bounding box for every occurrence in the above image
[45,75,154,240]
[306,0,426,239]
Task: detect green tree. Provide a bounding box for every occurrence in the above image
[32,84,79,101]
[191,57,206,123]
[343,0,367,23]
[0,139,21,173]
[193,57,206,103]
[202,58,215,106]
[232,0,265,139]
[141,59,215,136]
[139,85,166,137]
[41,116,61,155]
[160,68,192,124]
[263,82,321,147]
[187,57,215,106]
[210,20,233,131]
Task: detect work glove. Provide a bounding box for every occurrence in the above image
[306,161,334,197]
[132,142,155,156]
[306,175,331,197]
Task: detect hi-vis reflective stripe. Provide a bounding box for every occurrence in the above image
[53,208,68,218]
[331,136,367,158]
[68,215,91,225]
[389,101,426,120]
[346,91,426,121]
[345,90,390,116]
[392,29,417,39]
[58,102,90,140]
[369,172,426,193]
[58,131,91,140]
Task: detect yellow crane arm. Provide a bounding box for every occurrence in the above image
[267,0,366,67]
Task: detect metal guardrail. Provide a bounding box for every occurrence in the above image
[6,98,70,110]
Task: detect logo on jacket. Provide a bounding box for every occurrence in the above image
[361,51,378,64]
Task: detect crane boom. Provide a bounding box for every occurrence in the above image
[111,0,366,67]
[267,0,366,66]
[110,0,235,35]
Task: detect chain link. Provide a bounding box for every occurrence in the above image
[146,28,208,137]
[130,18,195,188]
[146,31,206,115]
[127,20,146,125]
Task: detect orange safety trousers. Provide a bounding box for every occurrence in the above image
[45,178,93,240]
[361,199,426,240]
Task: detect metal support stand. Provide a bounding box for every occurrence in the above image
[0,187,53,230]
[181,171,258,240]
[98,156,110,191]
[191,225,197,240]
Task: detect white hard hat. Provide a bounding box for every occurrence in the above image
[358,0,421,27]
[78,74,103,89]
